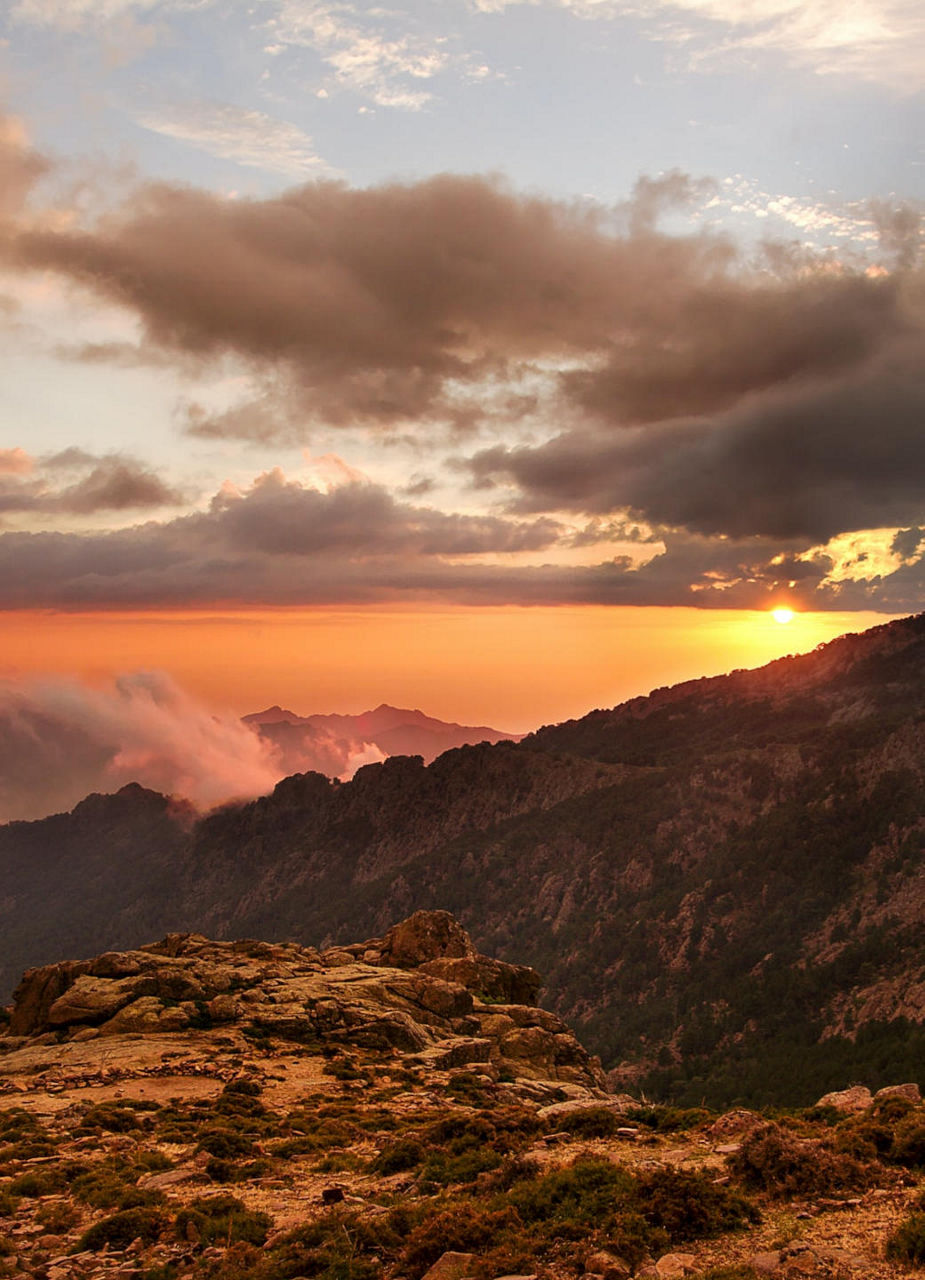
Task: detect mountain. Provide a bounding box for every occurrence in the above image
[243,701,523,779]
[3,614,925,1107]
[6,912,920,1280]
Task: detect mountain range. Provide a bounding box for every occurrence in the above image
[243,702,522,779]
[2,613,925,1107]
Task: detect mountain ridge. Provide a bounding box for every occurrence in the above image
[243,700,523,780]
[3,613,925,1105]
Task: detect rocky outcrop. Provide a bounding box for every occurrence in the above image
[3,911,604,1088]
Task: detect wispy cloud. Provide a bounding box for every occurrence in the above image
[267,2,451,109]
[135,101,330,178]
[475,0,925,91]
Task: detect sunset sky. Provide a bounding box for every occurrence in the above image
[0,0,923,746]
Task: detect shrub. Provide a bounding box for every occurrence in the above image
[76,1206,165,1251]
[636,1168,759,1238]
[7,1167,68,1197]
[79,1103,151,1133]
[419,1146,502,1187]
[555,1107,621,1138]
[886,1210,925,1265]
[507,1156,634,1227]
[402,1204,521,1275]
[205,1157,271,1183]
[224,1079,262,1097]
[174,1193,271,1248]
[71,1163,163,1211]
[625,1106,710,1132]
[891,1114,925,1167]
[370,1137,424,1175]
[196,1128,258,1158]
[728,1123,878,1198]
[35,1200,81,1232]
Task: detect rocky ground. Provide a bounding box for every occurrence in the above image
[1,912,924,1280]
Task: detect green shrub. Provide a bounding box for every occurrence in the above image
[636,1169,759,1238]
[886,1210,925,1265]
[402,1204,521,1275]
[7,1167,68,1197]
[891,1114,925,1167]
[196,1128,258,1158]
[205,1157,271,1183]
[507,1156,633,1227]
[174,1194,271,1248]
[555,1107,621,1138]
[370,1137,424,1175]
[624,1106,710,1132]
[728,1123,878,1198]
[79,1103,152,1133]
[419,1146,502,1187]
[224,1079,262,1097]
[77,1206,165,1251]
[71,1162,163,1211]
[36,1200,81,1232]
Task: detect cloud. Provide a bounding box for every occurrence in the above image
[0,468,920,613]
[134,101,330,179]
[267,2,450,109]
[0,451,186,519]
[470,350,925,543]
[0,114,49,222]
[1,112,922,615]
[11,159,915,442]
[0,468,563,607]
[476,0,925,91]
[0,671,281,823]
[0,449,33,475]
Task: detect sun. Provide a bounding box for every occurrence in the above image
[772,607,795,625]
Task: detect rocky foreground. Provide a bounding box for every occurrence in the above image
[1,912,925,1280]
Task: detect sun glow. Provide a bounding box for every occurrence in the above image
[772,607,795,624]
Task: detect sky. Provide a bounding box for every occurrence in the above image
[0,0,923,772]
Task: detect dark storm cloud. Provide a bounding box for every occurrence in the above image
[470,354,925,544]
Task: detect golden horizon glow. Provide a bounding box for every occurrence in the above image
[0,605,900,733]
[772,608,795,624]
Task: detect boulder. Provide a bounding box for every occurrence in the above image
[381,910,476,968]
[538,1097,632,1122]
[8,960,91,1036]
[101,996,189,1034]
[47,975,153,1026]
[420,956,541,1005]
[814,1085,872,1113]
[874,1083,921,1105]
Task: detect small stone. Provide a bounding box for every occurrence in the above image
[655,1253,697,1278]
[585,1249,632,1279]
[751,1251,782,1274]
[715,1143,741,1155]
[421,1252,478,1280]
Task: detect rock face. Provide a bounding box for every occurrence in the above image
[5,911,603,1088]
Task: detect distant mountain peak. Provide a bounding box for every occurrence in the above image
[242,705,303,725]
